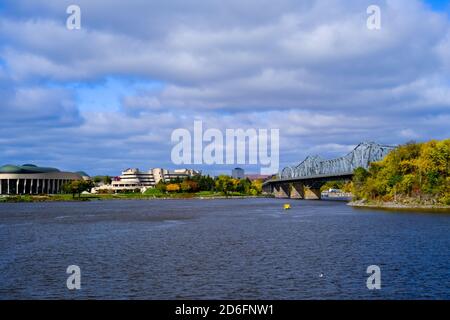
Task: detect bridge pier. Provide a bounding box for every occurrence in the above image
[274,183,290,198]
[290,183,304,199]
[272,183,321,200]
[304,187,321,200]
[262,183,273,195]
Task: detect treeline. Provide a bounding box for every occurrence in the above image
[92,176,112,185]
[320,180,352,193]
[151,175,263,196]
[353,139,450,205]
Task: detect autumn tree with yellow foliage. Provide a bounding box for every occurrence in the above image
[353,139,450,205]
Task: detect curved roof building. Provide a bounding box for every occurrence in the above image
[0,164,61,174]
[0,164,85,195]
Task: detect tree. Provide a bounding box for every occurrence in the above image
[236,178,252,194]
[166,183,180,193]
[250,179,263,195]
[93,176,102,183]
[352,139,450,204]
[197,175,215,191]
[352,167,370,199]
[155,181,167,193]
[181,180,199,193]
[62,180,94,198]
[170,177,183,184]
[215,175,234,196]
[92,176,112,185]
[103,176,112,185]
[320,180,346,192]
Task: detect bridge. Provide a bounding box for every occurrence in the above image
[263,142,394,199]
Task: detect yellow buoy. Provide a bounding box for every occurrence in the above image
[283,203,291,210]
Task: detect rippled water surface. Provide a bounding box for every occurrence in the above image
[0,199,449,299]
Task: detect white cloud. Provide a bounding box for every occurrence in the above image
[400,129,421,139]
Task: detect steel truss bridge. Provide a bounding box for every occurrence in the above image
[264,142,395,199]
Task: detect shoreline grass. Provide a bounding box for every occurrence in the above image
[0,192,272,203]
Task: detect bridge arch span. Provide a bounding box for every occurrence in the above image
[278,142,394,180]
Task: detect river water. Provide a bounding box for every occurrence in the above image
[0,198,449,299]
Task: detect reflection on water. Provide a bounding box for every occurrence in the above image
[0,198,449,299]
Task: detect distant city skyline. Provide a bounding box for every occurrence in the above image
[1,0,449,176]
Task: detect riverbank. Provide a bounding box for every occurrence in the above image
[349,199,450,211]
[0,192,272,203]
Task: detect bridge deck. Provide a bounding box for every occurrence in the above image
[263,172,353,186]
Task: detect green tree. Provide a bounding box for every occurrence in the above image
[250,179,263,195]
[352,167,370,199]
[236,178,252,194]
[197,175,215,191]
[215,175,234,196]
[181,180,199,193]
[155,181,167,193]
[103,176,112,185]
[93,176,102,183]
[62,180,94,198]
[320,180,346,192]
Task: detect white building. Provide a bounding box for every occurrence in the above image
[94,168,201,193]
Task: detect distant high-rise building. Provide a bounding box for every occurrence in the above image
[232,168,245,179]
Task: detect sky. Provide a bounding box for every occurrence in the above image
[0,0,449,176]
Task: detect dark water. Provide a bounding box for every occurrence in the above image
[0,198,449,300]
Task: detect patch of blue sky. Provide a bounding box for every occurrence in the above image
[61,77,164,112]
[424,0,450,12]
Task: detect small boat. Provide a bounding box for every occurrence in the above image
[283,203,291,210]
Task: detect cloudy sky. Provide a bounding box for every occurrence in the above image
[0,0,449,176]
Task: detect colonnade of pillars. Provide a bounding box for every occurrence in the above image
[0,179,71,195]
[272,182,322,200]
